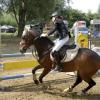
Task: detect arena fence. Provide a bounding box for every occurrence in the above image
[0,52,39,82]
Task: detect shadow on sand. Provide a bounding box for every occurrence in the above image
[1,77,100,100]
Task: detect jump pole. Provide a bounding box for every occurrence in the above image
[0,71,41,81]
[0,52,32,58]
[0,71,59,81]
[0,71,76,81]
[0,73,32,80]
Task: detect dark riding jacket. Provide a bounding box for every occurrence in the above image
[48,19,71,39]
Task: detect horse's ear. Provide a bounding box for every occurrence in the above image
[24,25,28,30]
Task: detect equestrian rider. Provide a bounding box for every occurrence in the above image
[46,12,71,71]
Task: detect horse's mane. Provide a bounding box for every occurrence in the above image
[36,36,54,47]
[24,25,41,35]
[23,26,54,48]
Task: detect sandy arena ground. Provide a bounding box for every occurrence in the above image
[0,38,100,100]
[0,69,100,100]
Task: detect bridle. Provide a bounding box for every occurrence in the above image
[22,29,52,60]
[31,35,52,60]
[25,31,41,60]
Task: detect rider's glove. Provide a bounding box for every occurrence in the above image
[41,33,48,37]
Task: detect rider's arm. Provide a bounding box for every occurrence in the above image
[62,22,71,38]
[48,23,57,36]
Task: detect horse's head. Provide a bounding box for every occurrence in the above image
[19,27,38,53]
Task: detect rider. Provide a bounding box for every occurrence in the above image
[47,12,71,71]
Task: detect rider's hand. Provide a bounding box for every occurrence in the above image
[41,33,48,37]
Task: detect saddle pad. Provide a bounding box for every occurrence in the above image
[61,46,79,62]
[50,46,79,63]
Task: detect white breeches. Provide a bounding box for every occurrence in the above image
[52,36,69,52]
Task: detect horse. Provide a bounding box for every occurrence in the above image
[19,28,100,94]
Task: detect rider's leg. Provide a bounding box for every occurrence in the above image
[51,37,69,71]
[52,50,63,71]
[55,51,63,71]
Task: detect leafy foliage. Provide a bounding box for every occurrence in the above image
[0,0,66,36]
[0,0,100,36]
[0,13,17,26]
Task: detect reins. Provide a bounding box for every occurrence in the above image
[31,35,40,60]
[32,46,39,60]
[31,35,53,60]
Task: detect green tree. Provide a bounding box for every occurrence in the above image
[0,0,65,37]
[97,4,100,14]
[85,10,94,27]
[96,4,100,18]
[62,7,87,27]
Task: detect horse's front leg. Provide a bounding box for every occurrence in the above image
[39,67,51,84]
[38,67,51,90]
[32,64,43,85]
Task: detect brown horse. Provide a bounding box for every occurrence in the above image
[19,28,100,94]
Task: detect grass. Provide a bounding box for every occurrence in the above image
[0,32,100,54]
[0,32,18,39]
[0,32,20,54]
[91,37,100,46]
[0,13,17,26]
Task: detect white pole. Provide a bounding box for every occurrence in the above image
[88,39,91,49]
[88,32,91,49]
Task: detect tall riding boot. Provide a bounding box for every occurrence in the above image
[51,51,57,70]
[56,59,63,71]
[53,51,63,71]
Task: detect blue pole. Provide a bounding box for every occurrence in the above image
[0,73,32,80]
[0,53,32,58]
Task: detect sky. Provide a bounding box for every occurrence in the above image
[67,0,100,13]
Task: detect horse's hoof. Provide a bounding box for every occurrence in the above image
[34,80,39,85]
[63,87,73,93]
[39,79,43,84]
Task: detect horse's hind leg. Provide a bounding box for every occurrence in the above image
[82,78,96,94]
[70,73,82,90]
[64,72,82,93]
[32,64,42,85]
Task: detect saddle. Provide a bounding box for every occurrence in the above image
[59,43,76,60]
[50,43,79,62]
